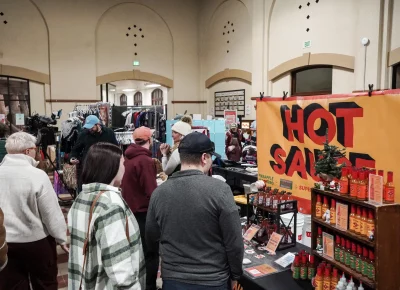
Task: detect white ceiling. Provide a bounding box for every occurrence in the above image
[109,80,164,93]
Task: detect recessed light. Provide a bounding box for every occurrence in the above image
[122,89,135,92]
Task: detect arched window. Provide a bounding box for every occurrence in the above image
[120,94,127,106]
[393,63,400,89]
[134,92,143,106]
[151,89,163,106]
[291,66,332,96]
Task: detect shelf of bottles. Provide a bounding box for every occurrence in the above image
[247,188,298,251]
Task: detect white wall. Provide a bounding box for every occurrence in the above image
[29,81,46,115]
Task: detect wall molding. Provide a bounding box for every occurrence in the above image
[96,70,173,88]
[388,47,400,66]
[0,64,50,84]
[268,53,355,81]
[171,100,207,104]
[205,69,252,88]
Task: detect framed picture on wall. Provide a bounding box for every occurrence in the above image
[214,89,245,117]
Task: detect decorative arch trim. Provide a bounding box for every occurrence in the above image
[96,70,173,88]
[0,64,50,84]
[268,53,355,81]
[205,69,252,88]
[389,47,400,66]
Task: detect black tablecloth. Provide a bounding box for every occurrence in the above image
[239,243,314,290]
[212,166,258,191]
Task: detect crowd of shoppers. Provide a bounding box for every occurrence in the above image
[0,115,245,290]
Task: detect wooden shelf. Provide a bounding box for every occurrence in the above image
[313,251,375,289]
[313,189,377,209]
[312,217,375,248]
[251,201,298,216]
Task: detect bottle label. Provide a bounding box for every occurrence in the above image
[334,247,340,261]
[273,199,278,209]
[385,187,395,202]
[366,223,375,237]
[330,211,336,225]
[357,184,367,199]
[349,216,355,231]
[259,195,264,205]
[316,204,322,218]
[307,267,315,280]
[369,264,375,280]
[345,252,350,266]
[315,279,323,290]
[350,183,358,197]
[293,267,300,279]
[265,197,271,207]
[339,180,349,194]
[361,260,367,276]
[350,255,356,270]
[323,281,331,290]
[339,249,345,263]
[354,219,359,233]
[300,266,308,280]
[356,257,361,273]
[360,220,365,236]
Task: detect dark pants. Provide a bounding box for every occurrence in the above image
[163,280,231,290]
[77,163,83,193]
[0,236,58,290]
[135,212,160,290]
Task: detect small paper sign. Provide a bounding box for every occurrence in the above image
[0,114,5,124]
[369,174,383,204]
[275,252,295,268]
[323,232,334,259]
[15,113,24,126]
[243,224,260,241]
[336,202,349,231]
[245,264,277,278]
[265,232,283,254]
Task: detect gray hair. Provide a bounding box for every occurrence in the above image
[5,132,37,154]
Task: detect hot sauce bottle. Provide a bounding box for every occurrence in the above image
[330,268,339,290]
[366,210,375,238]
[322,196,329,218]
[334,235,341,261]
[339,167,349,195]
[349,205,356,233]
[300,254,308,280]
[345,240,351,267]
[360,208,368,237]
[271,189,279,210]
[355,207,362,235]
[355,245,363,273]
[350,242,357,270]
[317,227,323,247]
[265,188,272,207]
[350,170,359,199]
[316,194,323,219]
[308,255,316,280]
[361,247,369,277]
[339,237,346,264]
[357,172,368,201]
[258,191,265,207]
[315,267,324,290]
[330,199,336,225]
[323,268,331,290]
[279,191,287,210]
[286,192,293,210]
[368,250,375,281]
[384,171,395,204]
[292,254,300,279]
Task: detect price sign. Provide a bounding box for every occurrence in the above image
[265,232,283,254]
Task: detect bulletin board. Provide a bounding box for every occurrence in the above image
[215,89,245,117]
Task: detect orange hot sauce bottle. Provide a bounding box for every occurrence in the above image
[315,267,323,290]
[349,205,356,233]
[323,267,331,290]
[330,268,339,290]
[330,199,336,225]
[384,171,395,204]
[350,170,359,199]
[360,208,368,237]
[366,210,375,238]
[316,194,322,219]
[355,206,361,235]
[339,167,349,195]
[322,196,329,218]
[357,172,368,201]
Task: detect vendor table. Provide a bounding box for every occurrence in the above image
[239,243,313,290]
[212,166,258,192]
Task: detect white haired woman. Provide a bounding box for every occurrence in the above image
[0,132,67,290]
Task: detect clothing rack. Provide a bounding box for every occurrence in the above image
[115,132,134,145]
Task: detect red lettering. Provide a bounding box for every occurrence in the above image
[272,147,286,175]
[287,149,307,179]
[306,108,336,145]
[284,109,305,143]
[335,108,363,147]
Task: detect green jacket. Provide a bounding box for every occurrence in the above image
[0,139,6,164]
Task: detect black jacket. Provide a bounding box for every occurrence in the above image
[69,126,118,162]
[146,170,244,285]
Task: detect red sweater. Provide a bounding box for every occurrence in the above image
[121,144,157,213]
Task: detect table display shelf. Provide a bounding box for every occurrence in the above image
[247,193,298,251]
[311,188,400,290]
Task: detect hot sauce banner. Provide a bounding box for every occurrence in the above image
[256,89,400,214]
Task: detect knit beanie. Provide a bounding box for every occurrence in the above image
[171,121,191,136]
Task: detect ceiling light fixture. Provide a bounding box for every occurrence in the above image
[109,89,116,92]
[145,83,161,88]
[122,89,135,92]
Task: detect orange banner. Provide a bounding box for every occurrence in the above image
[257,90,400,214]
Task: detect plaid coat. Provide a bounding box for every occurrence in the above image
[68,183,145,290]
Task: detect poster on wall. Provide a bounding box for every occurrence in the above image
[224,110,237,129]
[256,89,400,214]
[215,89,245,117]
